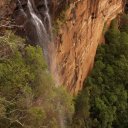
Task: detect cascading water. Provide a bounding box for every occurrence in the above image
[28,0,47,35]
[18,0,66,127]
[42,1,65,127]
[43,0,52,39]
[27,0,50,61]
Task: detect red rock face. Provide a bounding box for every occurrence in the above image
[53,0,125,94]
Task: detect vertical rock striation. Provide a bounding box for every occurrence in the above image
[54,0,125,94]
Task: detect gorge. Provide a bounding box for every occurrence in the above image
[0,0,128,128]
[2,0,124,94]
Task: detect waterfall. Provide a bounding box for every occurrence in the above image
[43,0,52,39]
[25,0,65,127]
[27,0,47,39]
[27,0,49,61]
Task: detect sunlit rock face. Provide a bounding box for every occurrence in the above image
[54,0,125,94]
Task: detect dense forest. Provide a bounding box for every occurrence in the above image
[0,31,74,128]
[72,14,128,128]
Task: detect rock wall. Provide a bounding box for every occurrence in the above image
[54,0,125,94]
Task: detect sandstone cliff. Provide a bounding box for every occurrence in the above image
[0,0,125,94]
[54,0,125,94]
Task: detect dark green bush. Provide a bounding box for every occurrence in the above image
[73,17,128,128]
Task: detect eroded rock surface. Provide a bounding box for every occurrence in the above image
[54,0,125,94]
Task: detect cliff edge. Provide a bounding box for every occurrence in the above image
[54,0,125,94]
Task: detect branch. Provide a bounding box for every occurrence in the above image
[14,120,24,127]
[0,24,24,28]
[6,109,27,115]
[2,117,24,127]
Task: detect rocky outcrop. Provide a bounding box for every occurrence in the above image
[54,0,125,94]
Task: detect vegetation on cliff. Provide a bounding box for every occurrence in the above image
[0,0,127,128]
[0,31,74,128]
[72,15,128,128]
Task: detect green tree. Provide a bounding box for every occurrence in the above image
[73,17,128,128]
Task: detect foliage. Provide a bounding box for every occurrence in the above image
[0,31,74,128]
[72,17,128,128]
[52,1,71,35]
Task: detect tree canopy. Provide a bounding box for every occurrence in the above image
[72,15,128,128]
[0,31,74,128]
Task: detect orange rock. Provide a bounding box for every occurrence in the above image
[53,0,125,94]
